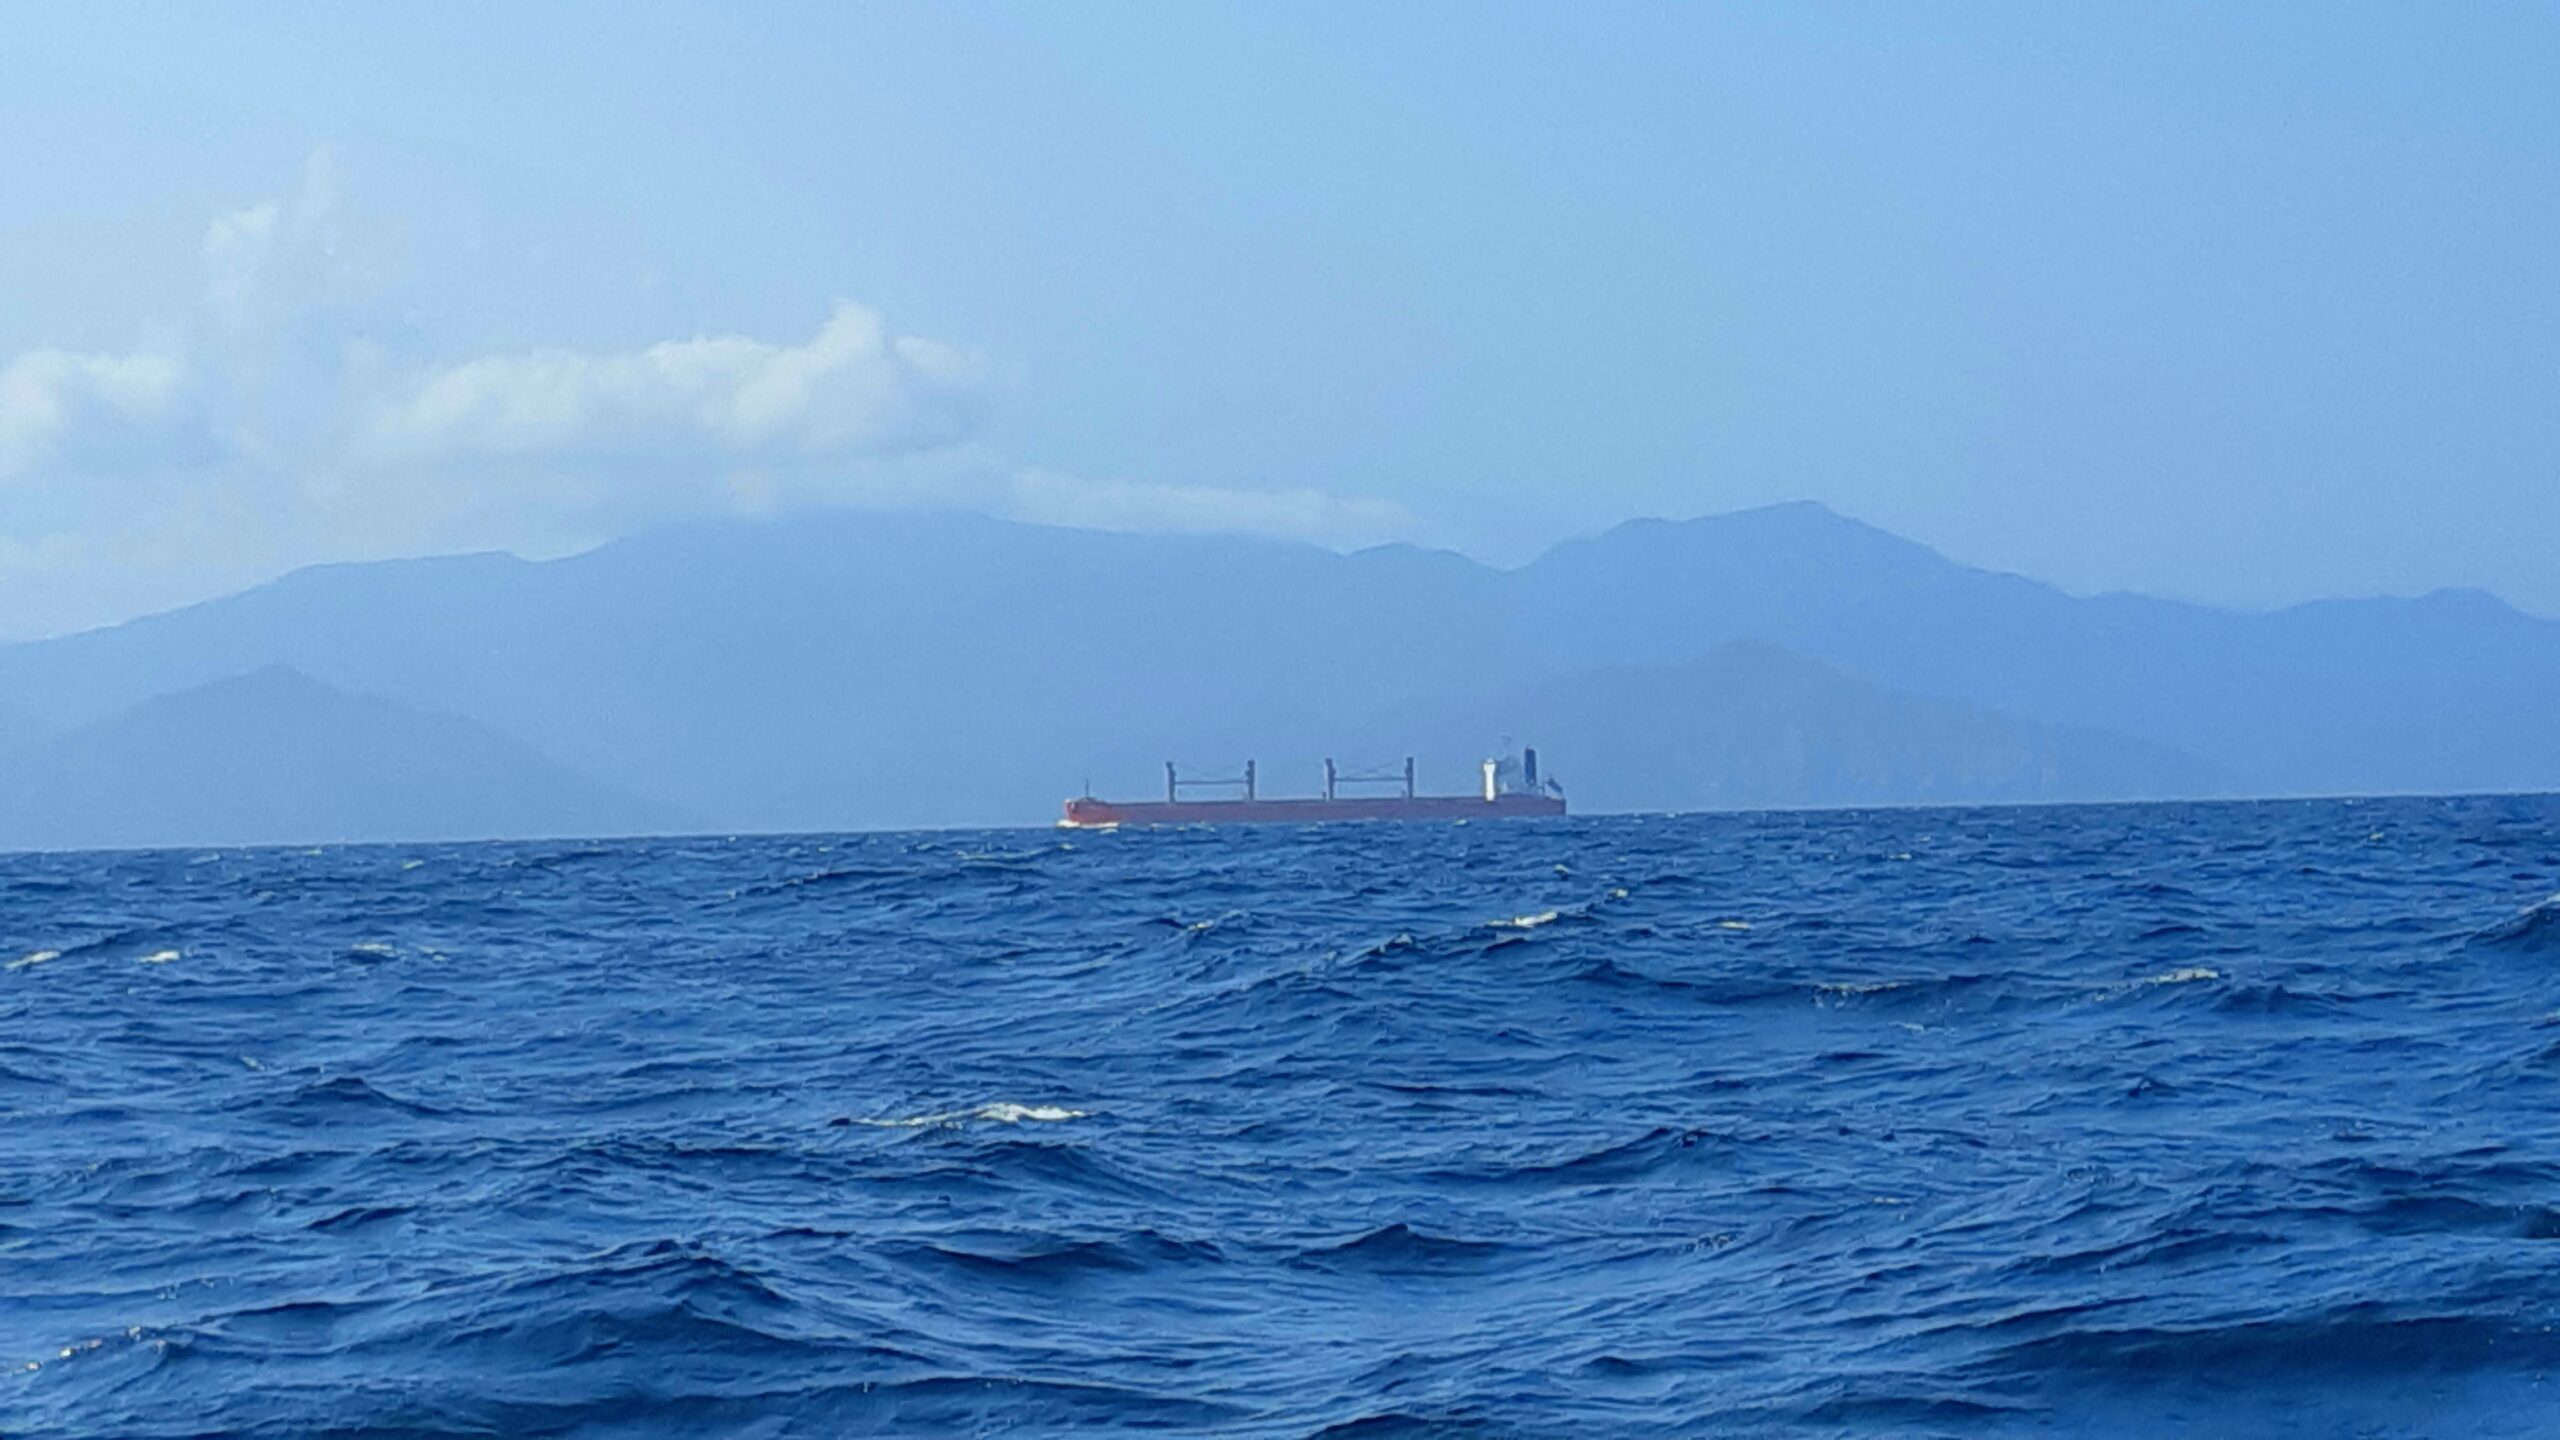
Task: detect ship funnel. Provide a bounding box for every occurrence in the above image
[1523,747,1539,790]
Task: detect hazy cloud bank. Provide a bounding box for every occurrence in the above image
[0,151,1415,639]
[0,348,192,480]
[354,302,984,467]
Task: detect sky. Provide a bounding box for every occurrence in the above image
[1,2,2554,640]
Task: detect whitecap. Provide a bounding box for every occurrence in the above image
[2087,964,2225,1003]
[1717,920,1753,931]
[1816,979,1904,996]
[853,1102,1089,1128]
[7,949,60,971]
[974,1103,1087,1124]
[137,949,180,965]
[1491,911,1561,929]
[347,941,397,957]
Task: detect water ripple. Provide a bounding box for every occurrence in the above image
[3,794,2558,1435]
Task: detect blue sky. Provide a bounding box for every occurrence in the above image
[1,3,2554,637]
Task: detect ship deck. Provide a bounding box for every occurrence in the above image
[1061,793,1565,827]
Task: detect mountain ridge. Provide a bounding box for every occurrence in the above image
[0,500,2551,838]
[0,665,689,850]
[1420,639,2228,813]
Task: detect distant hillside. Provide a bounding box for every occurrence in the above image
[0,703,50,759]
[1515,502,2560,798]
[0,515,1521,830]
[1430,641,2225,812]
[0,667,687,850]
[0,501,2550,840]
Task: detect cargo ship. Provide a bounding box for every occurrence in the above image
[1061,749,1565,827]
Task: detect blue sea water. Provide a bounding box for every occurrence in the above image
[5,796,2560,1438]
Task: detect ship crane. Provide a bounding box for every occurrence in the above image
[1067,748,1565,827]
[1323,757,1416,802]
[1165,760,1257,803]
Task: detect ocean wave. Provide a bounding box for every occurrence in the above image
[9,798,2560,1437]
[1426,1124,1750,1189]
[842,1102,1089,1128]
[724,862,912,900]
[1566,954,1777,999]
[1292,1222,1512,1272]
[1976,1310,2560,1381]
[1309,1408,1507,1436]
[884,1228,1227,1282]
[6,928,186,968]
[266,1074,451,1120]
[2473,893,2560,954]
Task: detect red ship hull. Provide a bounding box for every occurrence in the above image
[1061,793,1565,827]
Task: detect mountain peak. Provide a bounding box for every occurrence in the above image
[1544,499,1949,574]
[0,502,2553,837]
[0,663,684,850]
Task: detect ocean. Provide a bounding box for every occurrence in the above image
[5,795,2558,1437]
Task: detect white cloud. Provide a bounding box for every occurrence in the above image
[0,150,1424,638]
[0,152,349,487]
[353,301,984,466]
[201,202,281,332]
[0,347,191,479]
[201,148,354,336]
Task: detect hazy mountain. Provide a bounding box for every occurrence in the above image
[0,667,687,851]
[0,514,1522,830]
[1515,502,2560,798]
[1426,641,2225,813]
[0,703,50,759]
[0,501,2550,840]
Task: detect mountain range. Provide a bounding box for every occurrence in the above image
[0,667,681,851]
[1,500,2553,847]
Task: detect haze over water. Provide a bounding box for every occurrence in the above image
[8,795,2558,1436]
